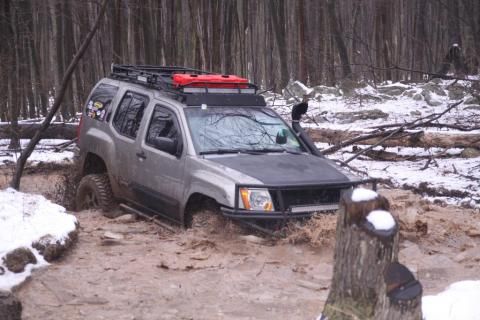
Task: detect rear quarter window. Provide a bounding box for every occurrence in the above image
[85,83,119,121]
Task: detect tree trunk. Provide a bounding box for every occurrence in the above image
[270,0,289,89]
[6,0,20,150]
[297,0,307,84]
[322,189,422,320]
[447,0,461,46]
[326,0,351,79]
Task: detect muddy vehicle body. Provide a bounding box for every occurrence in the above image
[75,65,372,227]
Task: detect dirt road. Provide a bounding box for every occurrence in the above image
[2,166,480,319]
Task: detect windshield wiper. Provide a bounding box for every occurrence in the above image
[254,147,302,155]
[199,148,264,155]
[199,147,302,156]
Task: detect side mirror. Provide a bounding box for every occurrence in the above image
[276,129,288,144]
[291,102,309,121]
[152,136,178,155]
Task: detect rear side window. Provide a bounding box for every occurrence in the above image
[85,83,118,121]
[113,92,149,139]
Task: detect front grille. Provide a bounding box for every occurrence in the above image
[271,187,342,211]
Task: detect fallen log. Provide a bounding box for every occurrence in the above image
[0,123,77,140]
[321,188,422,320]
[308,127,480,153]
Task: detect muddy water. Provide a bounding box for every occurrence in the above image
[5,168,480,319]
[17,210,333,320]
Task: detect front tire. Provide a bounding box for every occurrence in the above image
[76,174,115,213]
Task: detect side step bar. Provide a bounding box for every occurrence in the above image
[119,203,178,233]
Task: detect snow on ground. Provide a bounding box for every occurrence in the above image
[268,78,480,208]
[0,188,77,291]
[323,143,480,208]
[422,280,480,320]
[0,139,74,166]
[270,79,479,131]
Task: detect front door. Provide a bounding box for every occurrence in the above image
[131,104,186,222]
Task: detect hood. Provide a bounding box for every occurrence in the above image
[206,153,350,186]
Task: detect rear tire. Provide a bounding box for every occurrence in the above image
[76,174,116,214]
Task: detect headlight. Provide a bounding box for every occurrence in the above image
[239,188,273,211]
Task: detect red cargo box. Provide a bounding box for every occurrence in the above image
[172,73,248,88]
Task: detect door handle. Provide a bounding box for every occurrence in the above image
[136,151,147,159]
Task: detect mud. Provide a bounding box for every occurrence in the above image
[3,167,480,319]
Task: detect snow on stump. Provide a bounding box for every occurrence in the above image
[0,290,22,320]
[322,188,422,320]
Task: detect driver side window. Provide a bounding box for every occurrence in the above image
[146,106,182,155]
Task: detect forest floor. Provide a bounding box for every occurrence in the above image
[1,164,480,320]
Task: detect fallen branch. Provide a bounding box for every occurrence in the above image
[314,127,480,152]
[314,100,476,154]
[54,138,78,152]
[344,124,407,163]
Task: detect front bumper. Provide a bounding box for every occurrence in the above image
[220,178,377,220]
[221,205,338,219]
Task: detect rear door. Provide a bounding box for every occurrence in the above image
[110,91,149,199]
[131,103,186,221]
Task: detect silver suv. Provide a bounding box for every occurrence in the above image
[75,65,371,228]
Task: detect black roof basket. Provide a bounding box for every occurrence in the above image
[110,64,257,92]
[108,64,264,106]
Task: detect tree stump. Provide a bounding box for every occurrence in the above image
[322,188,422,320]
[0,290,22,320]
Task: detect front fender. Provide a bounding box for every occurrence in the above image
[183,169,236,210]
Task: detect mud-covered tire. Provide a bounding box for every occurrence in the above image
[75,174,115,213]
[187,203,244,235]
[190,209,226,232]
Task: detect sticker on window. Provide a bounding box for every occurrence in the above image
[86,100,107,120]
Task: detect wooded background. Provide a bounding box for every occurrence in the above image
[1,0,479,121]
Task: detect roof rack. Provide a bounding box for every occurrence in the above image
[110,64,257,93]
[108,64,264,106]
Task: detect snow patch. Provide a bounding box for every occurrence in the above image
[0,188,77,291]
[0,139,74,166]
[366,210,396,231]
[351,188,378,202]
[423,280,480,320]
[295,81,314,95]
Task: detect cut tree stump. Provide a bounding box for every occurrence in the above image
[0,290,22,320]
[322,188,422,320]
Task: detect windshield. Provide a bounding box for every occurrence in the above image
[185,107,304,154]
